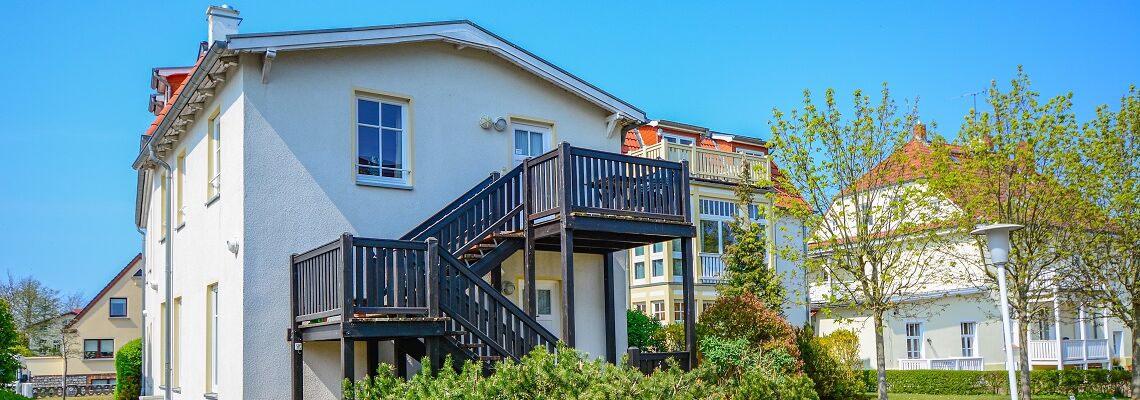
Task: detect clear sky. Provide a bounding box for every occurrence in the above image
[0,1,1136,298]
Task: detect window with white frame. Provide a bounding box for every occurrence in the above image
[738,148,765,157]
[513,123,549,163]
[660,133,695,145]
[356,96,409,185]
[207,114,221,199]
[207,284,219,392]
[1091,311,1105,339]
[905,322,923,359]
[699,199,736,254]
[651,301,666,321]
[109,298,127,318]
[673,300,685,323]
[634,302,647,314]
[633,261,645,280]
[960,322,977,357]
[83,339,114,359]
[671,239,683,278]
[651,259,664,277]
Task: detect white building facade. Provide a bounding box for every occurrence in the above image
[133,9,681,400]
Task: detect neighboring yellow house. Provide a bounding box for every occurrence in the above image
[23,254,143,390]
[623,121,809,327]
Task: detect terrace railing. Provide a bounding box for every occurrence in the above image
[627,141,769,183]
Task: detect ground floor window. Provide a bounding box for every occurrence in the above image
[673,301,685,322]
[91,379,115,386]
[651,301,665,321]
[83,339,114,359]
[960,322,977,357]
[634,302,647,314]
[905,322,923,359]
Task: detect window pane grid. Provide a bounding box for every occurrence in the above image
[357,98,407,182]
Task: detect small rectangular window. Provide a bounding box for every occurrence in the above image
[651,301,665,321]
[109,298,127,318]
[673,301,685,323]
[356,96,409,186]
[536,289,552,315]
[672,258,683,277]
[905,322,923,359]
[960,322,977,357]
[83,339,114,359]
[652,242,664,253]
[634,246,645,257]
[661,134,695,146]
[633,262,645,279]
[176,152,185,225]
[634,302,646,313]
[651,259,664,277]
[207,284,220,392]
[207,115,221,199]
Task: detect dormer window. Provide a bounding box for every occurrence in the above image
[660,133,695,146]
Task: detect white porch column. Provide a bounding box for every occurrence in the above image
[1078,305,1088,340]
[1052,292,1063,369]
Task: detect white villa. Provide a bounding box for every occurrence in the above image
[133,6,701,400]
[810,124,1134,372]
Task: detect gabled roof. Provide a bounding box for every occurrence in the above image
[225,20,646,121]
[65,254,142,330]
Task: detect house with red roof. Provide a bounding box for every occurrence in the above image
[622,120,810,327]
[810,123,1132,372]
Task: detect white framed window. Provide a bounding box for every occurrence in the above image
[905,322,924,359]
[651,259,664,277]
[513,123,550,163]
[176,151,186,226]
[207,115,221,200]
[699,199,736,254]
[660,133,695,146]
[109,298,127,318]
[651,301,666,322]
[737,148,765,157]
[356,96,410,186]
[673,301,685,323]
[633,261,645,280]
[207,284,219,392]
[671,239,683,279]
[634,302,647,314]
[960,322,977,357]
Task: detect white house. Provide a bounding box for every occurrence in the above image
[810,124,1134,372]
[133,6,699,400]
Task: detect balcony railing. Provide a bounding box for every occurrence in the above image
[898,357,984,371]
[628,141,770,183]
[699,253,725,283]
[1028,339,1110,363]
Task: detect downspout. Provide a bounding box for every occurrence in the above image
[143,141,173,400]
[136,226,147,396]
[802,223,811,326]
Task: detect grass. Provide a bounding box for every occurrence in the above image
[38,396,113,400]
[879,394,1118,400]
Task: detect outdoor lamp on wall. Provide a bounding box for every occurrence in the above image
[970,223,1024,400]
[479,116,508,132]
[501,281,516,296]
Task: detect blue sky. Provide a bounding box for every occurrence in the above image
[0,1,1136,298]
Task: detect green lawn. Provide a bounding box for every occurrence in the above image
[880,394,1116,400]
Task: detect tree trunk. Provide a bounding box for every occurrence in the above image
[1132,303,1140,400]
[874,311,888,400]
[1017,316,1031,400]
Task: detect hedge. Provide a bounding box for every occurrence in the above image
[0,392,30,400]
[860,369,1130,396]
[114,338,143,400]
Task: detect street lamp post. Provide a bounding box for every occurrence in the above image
[971,223,1024,400]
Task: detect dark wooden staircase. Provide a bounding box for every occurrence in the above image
[288,143,697,398]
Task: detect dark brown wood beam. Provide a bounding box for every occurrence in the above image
[603,252,617,363]
[561,227,575,346]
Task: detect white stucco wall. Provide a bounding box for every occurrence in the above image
[142,58,246,400]
[236,41,626,399]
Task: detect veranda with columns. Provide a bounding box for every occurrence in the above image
[1026,292,1114,369]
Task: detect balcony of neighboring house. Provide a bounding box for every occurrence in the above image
[699,253,725,284]
[627,140,771,184]
[899,357,985,371]
[1026,297,1114,368]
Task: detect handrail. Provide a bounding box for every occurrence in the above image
[402,172,500,240]
[404,164,526,257]
[437,249,559,358]
[628,141,769,183]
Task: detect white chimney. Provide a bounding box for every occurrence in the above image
[206,5,242,44]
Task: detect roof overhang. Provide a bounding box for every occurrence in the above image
[225,20,646,121]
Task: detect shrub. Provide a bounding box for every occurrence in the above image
[797,326,864,400]
[626,309,663,350]
[346,344,822,400]
[0,391,30,400]
[113,338,142,400]
[699,335,761,379]
[857,368,1130,396]
[651,322,686,352]
[697,293,800,371]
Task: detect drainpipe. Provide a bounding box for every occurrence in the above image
[136,226,147,396]
[802,222,810,327]
[143,141,173,400]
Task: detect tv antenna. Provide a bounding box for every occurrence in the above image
[959,90,982,121]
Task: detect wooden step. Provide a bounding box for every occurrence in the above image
[459,253,484,262]
[444,330,465,337]
[492,231,523,239]
[460,343,484,350]
[478,355,502,362]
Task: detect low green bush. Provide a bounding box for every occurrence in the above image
[798,326,865,400]
[858,368,1129,396]
[114,338,143,400]
[626,309,663,350]
[698,293,801,371]
[0,391,30,400]
[345,344,821,400]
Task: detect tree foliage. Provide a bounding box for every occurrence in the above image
[0,299,22,384]
[770,84,947,400]
[1057,84,1140,399]
[697,293,800,371]
[720,164,786,311]
[114,339,143,400]
[926,67,1082,400]
[625,309,662,351]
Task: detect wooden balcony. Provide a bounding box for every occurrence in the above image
[627,141,770,183]
[898,357,984,371]
[1028,339,1110,365]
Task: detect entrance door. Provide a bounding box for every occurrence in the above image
[513,124,550,164]
[519,280,561,337]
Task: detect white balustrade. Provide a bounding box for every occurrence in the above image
[898,357,983,371]
[1028,339,1109,363]
[699,253,725,283]
[629,142,770,183]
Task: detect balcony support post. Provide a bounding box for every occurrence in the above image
[603,252,616,363]
[1053,290,1063,369]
